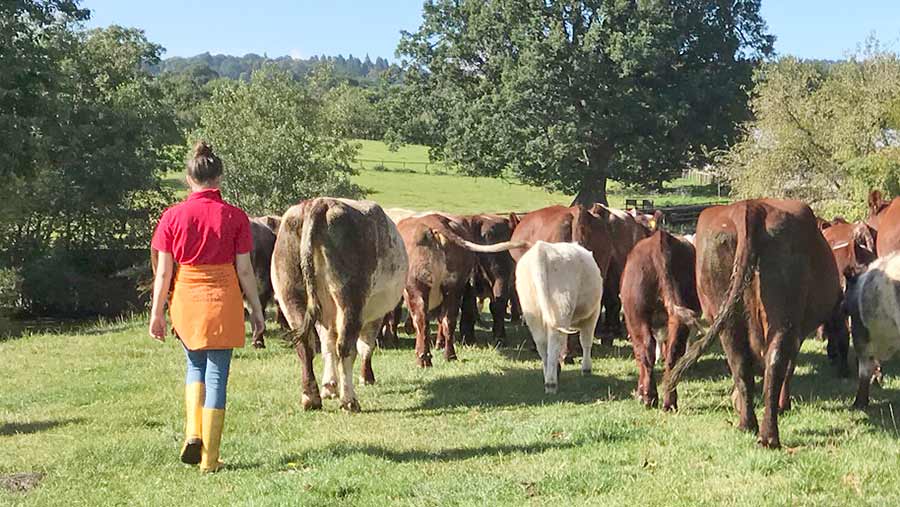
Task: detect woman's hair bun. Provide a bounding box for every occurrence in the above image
[193,141,214,159]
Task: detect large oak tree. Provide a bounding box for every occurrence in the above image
[398,0,773,204]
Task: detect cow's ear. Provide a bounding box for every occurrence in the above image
[853,222,876,253]
[869,190,885,216]
[651,210,664,231]
[265,215,282,233]
[508,212,519,232]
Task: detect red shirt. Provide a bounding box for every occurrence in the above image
[151,189,253,265]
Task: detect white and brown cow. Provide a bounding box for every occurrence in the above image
[515,241,604,394]
[271,198,408,412]
[844,251,900,408]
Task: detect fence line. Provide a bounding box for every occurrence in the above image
[355,157,447,174]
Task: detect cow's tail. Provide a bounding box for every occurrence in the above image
[291,199,328,346]
[529,244,578,335]
[652,231,698,328]
[436,225,531,253]
[663,202,764,396]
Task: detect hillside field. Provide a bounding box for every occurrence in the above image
[164,140,726,213]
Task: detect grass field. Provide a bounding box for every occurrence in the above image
[2,316,900,505]
[163,140,727,213]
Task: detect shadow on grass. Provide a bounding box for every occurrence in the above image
[406,366,634,412]
[1,418,84,436]
[284,430,628,464]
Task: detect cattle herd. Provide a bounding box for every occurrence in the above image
[187,190,900,450]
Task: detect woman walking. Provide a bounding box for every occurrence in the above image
[148,142,265,472]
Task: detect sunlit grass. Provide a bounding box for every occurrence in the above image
[2,314,899,505]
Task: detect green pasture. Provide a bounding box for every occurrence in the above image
[163,140,726,213]
[2,316,899,506]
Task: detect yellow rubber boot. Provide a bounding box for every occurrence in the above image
[200,408,225,473]
[180,382,204,464]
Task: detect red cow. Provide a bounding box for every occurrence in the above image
[621,230,699,411]
[665,199,841,448]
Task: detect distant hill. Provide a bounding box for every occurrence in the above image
[151,52,396,84]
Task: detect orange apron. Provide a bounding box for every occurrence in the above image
[169,264,246,350]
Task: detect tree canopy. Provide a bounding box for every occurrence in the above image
[724,45,900,219]
[192,66,363,216]
[398,0,774,204]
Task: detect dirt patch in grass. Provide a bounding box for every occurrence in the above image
[0,472,44,493]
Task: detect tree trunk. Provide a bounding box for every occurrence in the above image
[570,145,611,207]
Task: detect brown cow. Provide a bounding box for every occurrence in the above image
[664,199,841,448]
[621,230,700,411]
[509,205,614,360]
[592,204,658,338]
[867,190,900,255]
[398,213,526,367]
[819,220,877,375]
[458,213,517,345]
[271,198,408,411]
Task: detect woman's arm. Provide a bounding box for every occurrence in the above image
[235,253,265,341]
[148,251,174,341]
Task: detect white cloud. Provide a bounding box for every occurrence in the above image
[289,48,303,60]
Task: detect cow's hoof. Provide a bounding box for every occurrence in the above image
[757,433,780,449]
[581,369,591,377]
[416,354,433,368]
[252,339,266,349]
[321,382,338,399]
[544,383,558,394]
[301,394,322,411]
[445,353,458,362]
[852,399,869,411]
[662,401,677,412]
[360,375,376,386]
[341,399,361,413]
[738,418,759,434]
[778,401,791,414]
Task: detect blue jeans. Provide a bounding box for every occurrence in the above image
[184,347,233,409]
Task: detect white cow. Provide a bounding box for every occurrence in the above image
[845,251,900,408]
[515,241,604,393]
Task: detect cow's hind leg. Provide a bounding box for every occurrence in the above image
[406,287,432,368]
[318,323,339,399]
[629,321,657,407]
[662,318,690,411]
[439,289,463,361]
[580,309,601,376]
[295,337,322,410]
[722,323,758,433]
[544,329,564,394]
[758,331,796,449]
[358,321,379,386]
[778,359,795,414]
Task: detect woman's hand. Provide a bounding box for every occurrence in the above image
[250,309,265,342]
[149,313,167,342]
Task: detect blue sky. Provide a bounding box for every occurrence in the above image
[82,0,900,61]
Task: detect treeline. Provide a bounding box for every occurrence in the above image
[154,52,396,84]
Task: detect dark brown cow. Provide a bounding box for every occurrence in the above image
[509,205,614,360]
[398,213,526,367]
[665,199,841,448]
[247,215,281,348]
[271,198,408,411]
[457,214,517,345]
[621,230,699,411]
[818,220,877,374]
[592,205,658,338]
